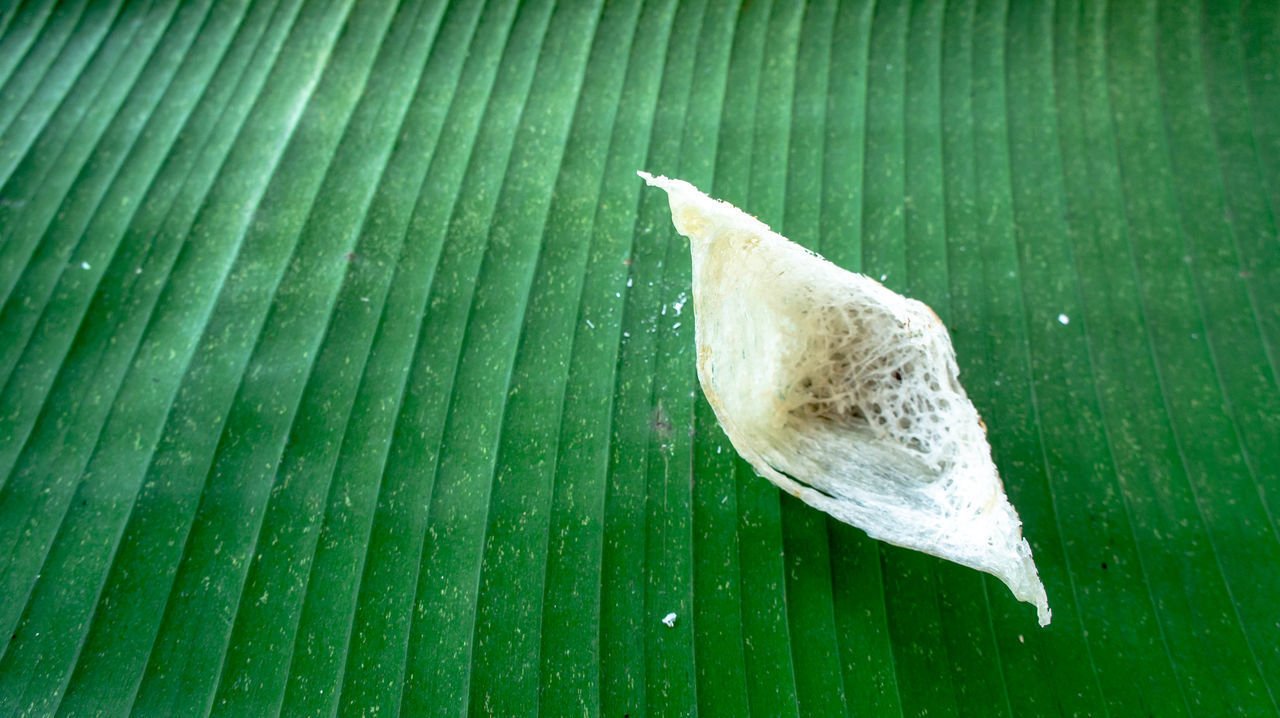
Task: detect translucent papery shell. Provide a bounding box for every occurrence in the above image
[640,171,1051,626]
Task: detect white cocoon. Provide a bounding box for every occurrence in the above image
[640,171,1051,626]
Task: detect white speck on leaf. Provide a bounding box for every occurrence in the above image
[662,612,677,628]
[1057,314,1070,325]
[81,261,91,270]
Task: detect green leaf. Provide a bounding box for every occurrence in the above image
[0,0,1277,715]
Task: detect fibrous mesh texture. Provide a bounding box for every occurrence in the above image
[640,171,1051,625]
[783,300,962,468]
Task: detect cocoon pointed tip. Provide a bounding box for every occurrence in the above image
[638,171,771,242]
[640,170,1051,626]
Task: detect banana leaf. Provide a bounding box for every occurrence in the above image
[0,0,1277,715]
